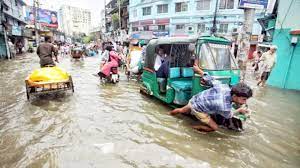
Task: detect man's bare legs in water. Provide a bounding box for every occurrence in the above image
[170,105,218,132]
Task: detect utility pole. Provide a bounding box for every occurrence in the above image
[33,0,40,46]
[118,0,122,42]
[104,0,107,36]
[211,0,219,35]
[237,8,255,82]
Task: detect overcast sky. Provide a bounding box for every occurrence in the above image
[26,0,107,27]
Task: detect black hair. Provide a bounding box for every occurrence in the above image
[106,45,113,51]
[45,36,51,42]
[29,12,33,15]
[50,12,57,17]
[231,83,253,98]
[257,51,262,55]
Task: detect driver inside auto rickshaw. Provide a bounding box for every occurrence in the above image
[170,65,253,132]
[154,48,170,78]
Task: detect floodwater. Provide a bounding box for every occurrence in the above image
[0,53,299,168]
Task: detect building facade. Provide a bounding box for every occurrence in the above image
[105,0,129,40]
[128,0,264,39]
[59,5,92,36]
[0,0,27,58]
[268,0,300,90]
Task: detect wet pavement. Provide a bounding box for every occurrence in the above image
[0,53,299,168]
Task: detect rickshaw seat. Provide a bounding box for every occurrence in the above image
[181,67,194,77]
[169,67,180,78]
[170,81,192,91]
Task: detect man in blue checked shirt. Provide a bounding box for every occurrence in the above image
[170,65,253,132]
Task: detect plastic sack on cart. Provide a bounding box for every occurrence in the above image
[28,67,70,83]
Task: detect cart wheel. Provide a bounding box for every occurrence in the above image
[25,82,30,100]
[69,76,75,92]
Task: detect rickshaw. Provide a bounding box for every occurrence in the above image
[140,36,243,130]
[71,45,84,59]
[125,45,143,81]
[25,67,74,100]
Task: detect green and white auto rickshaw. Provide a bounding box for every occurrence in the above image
[140,36,239,106]
[140,36,243,130]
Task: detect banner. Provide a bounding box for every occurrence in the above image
[25,7,58,28]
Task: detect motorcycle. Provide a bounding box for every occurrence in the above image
[98,50,122,84]
[98,67,120,84]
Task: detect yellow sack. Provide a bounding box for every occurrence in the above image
[28,67,70,83]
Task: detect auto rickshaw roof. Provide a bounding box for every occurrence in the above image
[197,36,231,44]
[148,37,197,45]
[147,36,230,46]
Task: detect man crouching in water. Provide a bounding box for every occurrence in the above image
[170,65,253,132]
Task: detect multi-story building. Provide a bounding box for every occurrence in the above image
[0,0,27,58]
[59,5,92,36]
[129,0,264,39]
[105,0,129,40]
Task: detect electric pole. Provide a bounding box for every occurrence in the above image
[211,0,219,35]
[118,0,122,42]
[33,0,40,46]
[237,8,255,82]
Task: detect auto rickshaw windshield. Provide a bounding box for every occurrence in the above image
[198,43,238,70]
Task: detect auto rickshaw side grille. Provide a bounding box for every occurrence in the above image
[169,44,191,67]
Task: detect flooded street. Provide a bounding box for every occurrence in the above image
[0,53,299,168]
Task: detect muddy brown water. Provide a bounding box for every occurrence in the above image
[0,53,299,168]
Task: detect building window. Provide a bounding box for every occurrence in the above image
[196,0,211,10]
[176,24,185,30]
[219,24,228,33]
[157,4,168,14]
[175,2,188,12]
[133,9,137,17]
[158,25,166,31]
[132,27,138,31]
[144,25,150,31]
[142,7,151,16]
[219,0,234,9]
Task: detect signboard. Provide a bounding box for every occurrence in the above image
[239,0,268,9]
[153,31,169,37]
[25,7,58,28]
[12,26,22,36]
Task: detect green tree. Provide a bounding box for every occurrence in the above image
[83,36,92,44]
[112,13,119,30]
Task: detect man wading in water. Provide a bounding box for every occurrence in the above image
[37,36,58,67]
[170,66,253,132]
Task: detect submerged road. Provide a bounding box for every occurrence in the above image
[0,53,299,168]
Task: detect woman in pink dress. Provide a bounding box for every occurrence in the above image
[100,50,121,77]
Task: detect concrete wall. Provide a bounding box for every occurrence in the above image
[268,0,300,90]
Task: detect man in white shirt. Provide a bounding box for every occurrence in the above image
[154,48,167,71]
[154,48,171,78]
[257,46,277,87]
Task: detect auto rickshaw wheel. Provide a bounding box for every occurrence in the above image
[25,82,30,100]
[69,76,75,93]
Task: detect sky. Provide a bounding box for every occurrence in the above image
[25,0,107,27]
